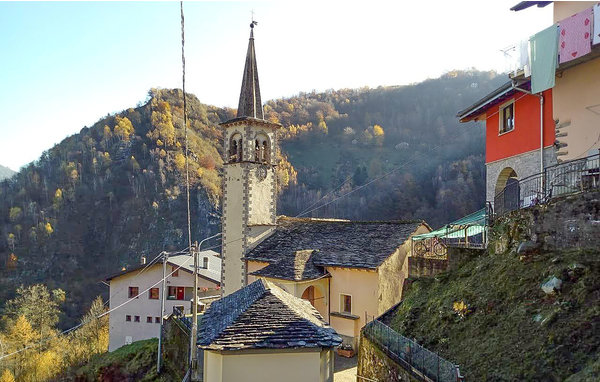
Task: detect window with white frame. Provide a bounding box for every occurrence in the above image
[499,101,515,134]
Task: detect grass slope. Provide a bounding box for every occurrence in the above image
[59,339,182,381]
[391,247,599,381]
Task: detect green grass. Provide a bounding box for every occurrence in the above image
[391,246,600,381]
[62,339,182,381]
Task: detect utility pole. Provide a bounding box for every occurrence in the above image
[190,241,199,376]
[157,251,168,374]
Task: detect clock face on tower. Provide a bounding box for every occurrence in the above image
[256,165,268,181]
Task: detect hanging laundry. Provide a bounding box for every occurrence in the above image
[593,3,600,45]
[559,7,593,63]
[519,40,531,77]
[530,24,559,93]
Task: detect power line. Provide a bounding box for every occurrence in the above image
[296,144,442,217]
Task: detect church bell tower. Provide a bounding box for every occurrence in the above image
[221,22,281,296]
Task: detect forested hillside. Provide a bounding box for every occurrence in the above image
[0,70,504,327]
[0,165,15,181]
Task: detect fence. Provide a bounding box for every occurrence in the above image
[362,320,463,382]
[494,153,600,216]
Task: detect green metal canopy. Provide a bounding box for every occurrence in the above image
[412,208,487,241]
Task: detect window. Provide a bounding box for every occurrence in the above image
[340,294,352,314]
[229,134,243,163]
[203,257,209,269]
[499,101,515,134]
[168,286,185,300]
[126,315,131,322]
[172,266,179,277]
[146,316,153,323]
[254,135,270,164]
[134,315,140,322]
[128,287,139,298]
[149,288,159,299]
[155,317,161,323]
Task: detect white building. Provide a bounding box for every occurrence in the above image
[106,250,221,351]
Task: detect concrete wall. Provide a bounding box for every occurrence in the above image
[204,348,329,382]
[485,146,557,203]
[553,58,600,161]
[108,263,217,351]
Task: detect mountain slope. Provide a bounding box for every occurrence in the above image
[0,164,15,180]
[0,70,504,326]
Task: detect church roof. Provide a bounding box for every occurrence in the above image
[198,279,341,351]
[245,217,425,270]
[236,23,263,120]
[250,249,329,281]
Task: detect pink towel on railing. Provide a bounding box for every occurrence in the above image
[559,7,593,63]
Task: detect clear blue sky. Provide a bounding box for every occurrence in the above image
[0,1,553,171]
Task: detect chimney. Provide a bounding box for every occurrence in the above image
[140,256,146,265]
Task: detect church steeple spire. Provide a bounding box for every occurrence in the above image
[236,21,263,119]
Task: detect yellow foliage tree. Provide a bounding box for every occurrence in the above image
[45,222,53,235]
[149,101,176,147]
[0,370,15,382]
[373,124,384,136]
[113,116,135,142]
[174,152,186,171]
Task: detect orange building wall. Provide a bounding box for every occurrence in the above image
[485,89,555,163]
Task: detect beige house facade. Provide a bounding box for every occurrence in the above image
[106,251,220,351]
[198,279,340,382]
[552,2,600,161]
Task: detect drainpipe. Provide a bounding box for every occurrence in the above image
[511,81,544,191]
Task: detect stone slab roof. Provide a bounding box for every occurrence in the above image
[198,279,341,351]
[105,250,221,284]
[250,249,329,281]
[245,217,424,270]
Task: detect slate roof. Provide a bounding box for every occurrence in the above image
[198,279,342,351]
[250,249,329,281]
[105,250,221,284]
[245,217,425,270]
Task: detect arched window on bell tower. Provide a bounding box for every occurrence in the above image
[254,134,270,164]
[229,133,243,163]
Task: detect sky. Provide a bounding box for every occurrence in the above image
[0,0,554,171]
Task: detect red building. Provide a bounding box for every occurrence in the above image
[457,81,556,206]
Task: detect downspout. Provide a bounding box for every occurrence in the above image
[511,81,544,191]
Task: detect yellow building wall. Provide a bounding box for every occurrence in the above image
[553,1,595,23]
[204,349,326,382]
[378,223,430,314]
[246,260,269,284]
[327,267,378,342]
[553,58,600,160]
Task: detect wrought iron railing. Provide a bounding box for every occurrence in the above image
[362,320,463,382]
[494,153,600,216]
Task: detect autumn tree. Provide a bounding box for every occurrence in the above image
[113,116,135,142]
[148,100,176,147]
[4,285,65,337]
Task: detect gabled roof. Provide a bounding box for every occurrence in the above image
[105,251,221,284]
[456,81,515,122]
[250,249,329,281]
[245,217,425,270]
[198,279,342,351]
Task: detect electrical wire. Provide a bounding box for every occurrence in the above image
[296,144,442,217]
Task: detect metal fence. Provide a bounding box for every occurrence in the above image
[494,153,600,216]
[362,320,463,382]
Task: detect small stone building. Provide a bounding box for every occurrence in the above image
[197,279,341,382]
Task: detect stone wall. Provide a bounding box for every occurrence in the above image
[492,191,600,252]
[407,256,448,278]
[486,147,556,204]
[357,335,420,382]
